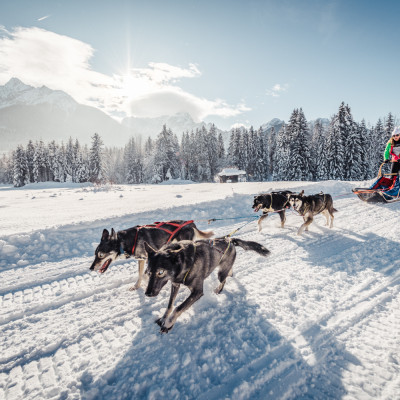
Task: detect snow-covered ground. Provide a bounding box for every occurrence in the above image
[0,180,399,400]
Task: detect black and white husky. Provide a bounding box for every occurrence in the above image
[90,221,214,290]
[287,191,337,235]
[252,190,293,231]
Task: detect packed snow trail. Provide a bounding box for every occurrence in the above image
[0,181,399,399]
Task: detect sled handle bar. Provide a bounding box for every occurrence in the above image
[378,161,399,178]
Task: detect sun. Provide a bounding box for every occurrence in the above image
[119,72,153,100]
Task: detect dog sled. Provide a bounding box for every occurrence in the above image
[352,162,400,203]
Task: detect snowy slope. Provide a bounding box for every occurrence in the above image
[0,181,399,400]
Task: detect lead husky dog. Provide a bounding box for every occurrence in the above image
[287,191,337,235]
[90,221,214,290]
[144,237,270,333]
[252,190,293,231]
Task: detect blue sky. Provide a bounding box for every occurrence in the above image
[0,0,398,129]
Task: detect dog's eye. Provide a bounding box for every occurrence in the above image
[157,269,166,277]
[98,252,105,258]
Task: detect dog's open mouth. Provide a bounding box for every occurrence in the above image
[99,259,112,274]
[254,204,262,212]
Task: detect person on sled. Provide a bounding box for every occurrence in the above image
[384,126,400,176]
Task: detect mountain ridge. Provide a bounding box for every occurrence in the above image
[0,78,326,153]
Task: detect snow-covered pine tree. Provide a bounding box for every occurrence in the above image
[384,112,395,142]
[153,125,180,182]
[343,104,363,180]
[6,155,14,183]
[13,145,29,187]
[77,145,90,183]
[206,124,219,181]
[47,140,59,182]
[227,128,235,165]
[370,119,385,175]
[33,140,49,183]
[286,108,312,181]
[89,133,104,183]
[195,127,209,181]
[253,127,266,181]
[144,137,154,155]
[246,126,256,179]
[123,137,144,184]
[57,143,67,182]
[239,128,249,172]
[73,139,84,183]
[311,120,328,180]
[0,154,9,183]
[227,128,242,168]
[187,130,198,181]
[297,109,313,180]
[267,126,277,178]
[65,138,75,182]
[124,137,138,184]
[180,132,190,180]
[102,147,125,184]
[26,140,35,183]
[217,132,225,169]
[357,120,372,180]
[273,124,290,181]
[325,103,346,180]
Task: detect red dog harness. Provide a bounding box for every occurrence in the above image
[131,220,194,256]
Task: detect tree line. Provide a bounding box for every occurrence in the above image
[0,102,396,187]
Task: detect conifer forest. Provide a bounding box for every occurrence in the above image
[0,103,396,187]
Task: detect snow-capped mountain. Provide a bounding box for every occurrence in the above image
[122,112,220,139]
[0,78,132,152]
[260,117,285,133]
[0,78,77,113]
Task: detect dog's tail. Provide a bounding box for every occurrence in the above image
[231,238,270,257]
[194,227,214,240]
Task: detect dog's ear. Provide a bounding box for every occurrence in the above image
[144,242,157,256]
[101,229,109,241]
[169,244,184,253]
[299,190,304,197]
[110,228,118,241]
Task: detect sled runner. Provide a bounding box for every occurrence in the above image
[352,162,400,203]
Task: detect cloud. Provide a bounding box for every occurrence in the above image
[0,26,248,122]
[128,89,249,122]
[266,83,289,97]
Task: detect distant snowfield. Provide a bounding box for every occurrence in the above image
[0,180,399,399]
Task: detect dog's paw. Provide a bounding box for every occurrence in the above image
[160,320,174,333]
[159,316,175,333]
[155,317,165,326]
[129,281,141,291]
[160,325,173,334]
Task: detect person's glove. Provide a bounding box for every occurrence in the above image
[384,159,390,163]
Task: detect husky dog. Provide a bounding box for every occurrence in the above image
[90,221,214,290]
[252,190,293,231]
[144,237,270,333]
[287,191,337,235]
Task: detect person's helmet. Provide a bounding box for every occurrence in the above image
[392,126,400,136]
